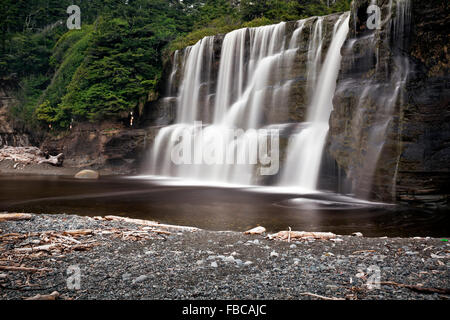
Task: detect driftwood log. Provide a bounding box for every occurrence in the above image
[0,213,32,222]
[244,226,266,235]
[24,291,60,300]
[39,153,64,166]
[0,265,52,272]
[267,230,337,241]
[102,215,199,232]
[0,146,63,167]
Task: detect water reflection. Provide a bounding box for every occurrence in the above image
[0,175,448,237]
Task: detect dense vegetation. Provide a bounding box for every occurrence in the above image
[0,0,350,131]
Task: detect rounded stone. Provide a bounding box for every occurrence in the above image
[75,170,100,180]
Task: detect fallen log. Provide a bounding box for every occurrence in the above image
[267,231,337,241]
[244,226,266,235]
[103,215,199,232]
[24,291,59,300]
[0,265,52,272]
[38,153,64,166]
[0,213,32,222]
[63,229,93,237]
[53,234,81,244]
[0,147,63,167]
[14,244,58,253]
[23,229,93,238]
[0,232,26,240]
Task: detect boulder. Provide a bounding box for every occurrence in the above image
[74,169,99,180]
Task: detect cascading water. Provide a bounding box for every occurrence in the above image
[332,0,412,198]
[278,14,350,191]
[177,37,215,123]
[148,9,410,197]
[149,19,322,185]
[306,17,323,99]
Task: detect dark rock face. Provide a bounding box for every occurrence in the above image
[329,0,449,207]
[0,133,30,147]
[40,122,157,174]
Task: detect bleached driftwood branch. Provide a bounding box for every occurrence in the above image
[267,230,337,241]
[0,146,63,167]
[0,213,32,222]
[102,215,199,232]
[38,153,64,166]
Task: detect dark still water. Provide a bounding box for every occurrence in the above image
[0,175,448,237]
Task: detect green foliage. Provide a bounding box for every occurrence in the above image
[239,0,352,22]
[3,0,352,131]
[168,15,243,53]
[168,0,352,54]
[36,99,71,129]
[192,0,237,28]
[10,74,50,130]
[34,27,94,129]
[5,0,193,129]
[56,0,190,127]
[1,28,62,77]
[241,17,274,29]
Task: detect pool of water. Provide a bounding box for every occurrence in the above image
[0,175,448,237]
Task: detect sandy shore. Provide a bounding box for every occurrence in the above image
[0,213,449,300]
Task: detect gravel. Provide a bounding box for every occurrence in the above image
[0,214,449,300]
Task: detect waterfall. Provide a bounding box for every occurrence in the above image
[220,22,288,129]
[333,0,411,198]
[278,14,350,191]
[149,20,308,184]
[148,12,353,192]
[213,28,248,123]
[306,17,323,99]
[177,37,215,123]
[141,0,418,204]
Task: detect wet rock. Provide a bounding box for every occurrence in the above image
[329,0,450,206]
[224,256,235,263]
[132,275,148,284]
[122,273,132,281]
[75,170,99,180]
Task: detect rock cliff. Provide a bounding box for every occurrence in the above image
[329,0,449,207]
